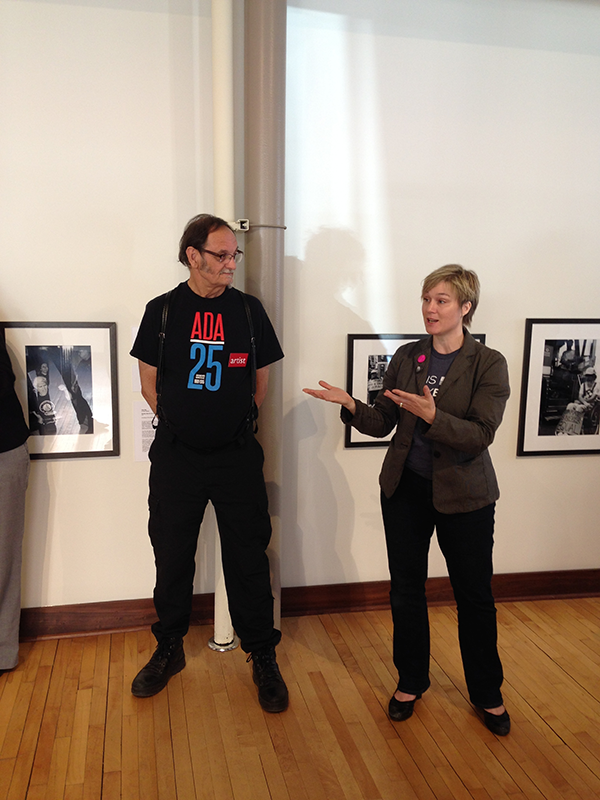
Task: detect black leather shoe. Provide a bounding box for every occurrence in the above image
[388,692,422,722]
[478,707,511,736]
[248,646,289,713]
[131,637,185,697]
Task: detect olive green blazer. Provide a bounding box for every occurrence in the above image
[344,331,510,513]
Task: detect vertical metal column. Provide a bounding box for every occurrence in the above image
[208,0,239,652]
[244,0,287,627]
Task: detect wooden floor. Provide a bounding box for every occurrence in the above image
[1,598,599,799]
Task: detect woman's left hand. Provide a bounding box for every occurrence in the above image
[384,385,437,425]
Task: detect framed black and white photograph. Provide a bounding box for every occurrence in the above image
[345,332,486,447]
[517,319,600,456]
[2,322,119,459]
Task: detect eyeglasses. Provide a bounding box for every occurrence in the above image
[202,248,244,264]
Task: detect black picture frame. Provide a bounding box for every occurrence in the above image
[2,322,120,459]
[517,318,600,456]
[345,332,486,448]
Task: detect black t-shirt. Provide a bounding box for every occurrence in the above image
[405,347,459,479]
[131,283,284,448]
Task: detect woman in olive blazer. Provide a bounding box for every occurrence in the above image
[304,265,511,736]
[352,329,509,513]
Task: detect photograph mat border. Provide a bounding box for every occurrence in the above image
[517,318,600,456]
[2,321,119,459]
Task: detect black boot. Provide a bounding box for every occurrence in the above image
[248,645,289,713]
[131,637,185,697]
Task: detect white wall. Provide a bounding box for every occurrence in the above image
[1,0,599,610]
[0,0,217,606]
[283,0,600,587]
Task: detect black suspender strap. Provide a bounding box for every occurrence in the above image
[153,288,173,429]
[241,291,258,432]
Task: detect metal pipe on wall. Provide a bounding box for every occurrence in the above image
[211,0,235,217]
[209,0,238,652]
[244,0,287,627]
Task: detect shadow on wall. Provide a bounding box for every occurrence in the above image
[282,228,375,588]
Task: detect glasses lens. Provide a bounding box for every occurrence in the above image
[234,250,244,263]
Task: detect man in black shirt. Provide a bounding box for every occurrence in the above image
[130,214,288,713]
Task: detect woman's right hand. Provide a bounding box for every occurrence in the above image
[303,381,356,414]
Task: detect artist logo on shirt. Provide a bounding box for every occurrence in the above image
[228,353,248,367]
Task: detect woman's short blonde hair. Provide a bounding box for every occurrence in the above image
[422,264,480,328]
